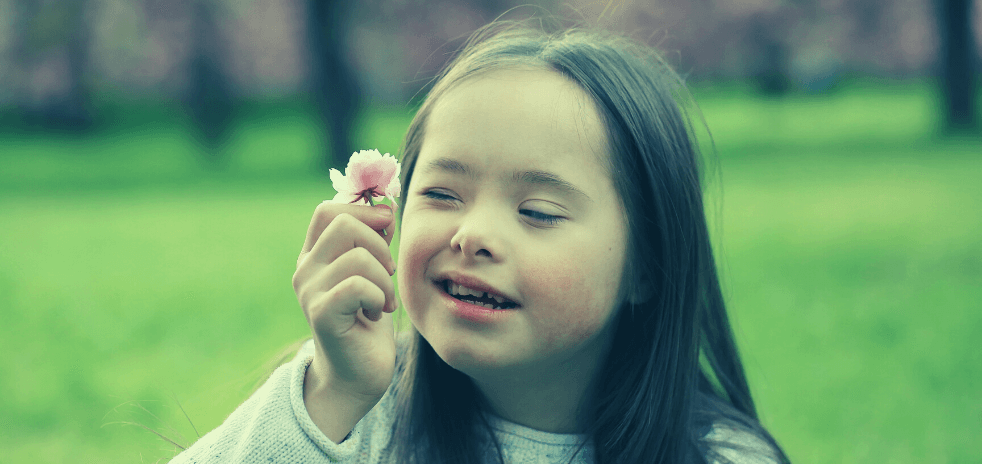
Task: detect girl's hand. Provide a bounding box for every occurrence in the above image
[293,202,397,441]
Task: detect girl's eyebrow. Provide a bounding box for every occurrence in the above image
[423,157,592,202]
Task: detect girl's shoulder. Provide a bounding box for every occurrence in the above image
[693,391,787,464]
[700,422,783,464]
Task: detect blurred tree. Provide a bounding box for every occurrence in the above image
[936,0,978,132]
[11,0,94,131]
[307,0,361,171]
[186,0,235,165]
[747,11,791,96]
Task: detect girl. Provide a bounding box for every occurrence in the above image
[171,22,790,464]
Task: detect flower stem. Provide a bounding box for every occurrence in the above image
[365,196,388,237]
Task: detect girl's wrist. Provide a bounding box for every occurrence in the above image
[303,355,382,443]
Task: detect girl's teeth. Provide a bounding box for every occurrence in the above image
[445,281,511,306]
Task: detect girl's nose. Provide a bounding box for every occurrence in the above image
[449,210,501,262]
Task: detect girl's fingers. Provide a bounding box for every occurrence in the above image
[298,213,395,282]
[330,275,386,323]
[299,202,395,267]
[297,247,397,323]
[310,275,387,339]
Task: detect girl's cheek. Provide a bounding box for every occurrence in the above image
[519,253,618,348]
[397,251,423,313]
[397,213,425,274]
[397,217,440,316]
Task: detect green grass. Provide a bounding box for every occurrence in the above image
[1,84,980,463]
[717,151,981,463]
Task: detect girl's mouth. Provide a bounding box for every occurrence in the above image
[440,279,519,310]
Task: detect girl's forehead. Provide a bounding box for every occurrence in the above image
[419,68,611,181]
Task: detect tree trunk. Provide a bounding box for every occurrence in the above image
[62,0,94,130]
[186,0,234,165]
[12,0,94,131]
[307,0,361,171]
[937,0,979,133]
[748,12,791,96]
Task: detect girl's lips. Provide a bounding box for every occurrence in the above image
[434,280,517,323]
[438,279,519,309]
[431,271,521,307]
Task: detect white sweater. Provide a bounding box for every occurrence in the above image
[169,340,779,463]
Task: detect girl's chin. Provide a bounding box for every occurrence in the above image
[427,336,531,377]
[435,346,497,372]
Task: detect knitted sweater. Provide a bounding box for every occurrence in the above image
[169,340,779,464]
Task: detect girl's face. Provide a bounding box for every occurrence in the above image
[397,68,630,379]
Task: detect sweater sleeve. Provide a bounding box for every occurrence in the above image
[169,340,393,464]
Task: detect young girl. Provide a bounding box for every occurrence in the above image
[171,22,790,464]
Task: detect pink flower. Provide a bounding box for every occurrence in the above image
[329,149,402,209]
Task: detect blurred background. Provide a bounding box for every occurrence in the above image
[1,0,980,462]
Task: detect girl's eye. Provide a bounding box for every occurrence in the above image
[519,209,565,226]
[422,190,564,226]
[422,190,457,202]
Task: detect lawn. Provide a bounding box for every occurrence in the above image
[1,82,979,463]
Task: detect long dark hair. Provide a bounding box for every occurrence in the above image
[390,21,790,464]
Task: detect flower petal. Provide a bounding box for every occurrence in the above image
[348,149,383,166]
[346,150,386,191]
[380,154,402,195]
[329,168,354,196]
[384,175,401,208]
[330,149,401,208]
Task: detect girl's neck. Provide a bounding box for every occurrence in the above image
[474,374,589,434]
[468,339,611,435]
